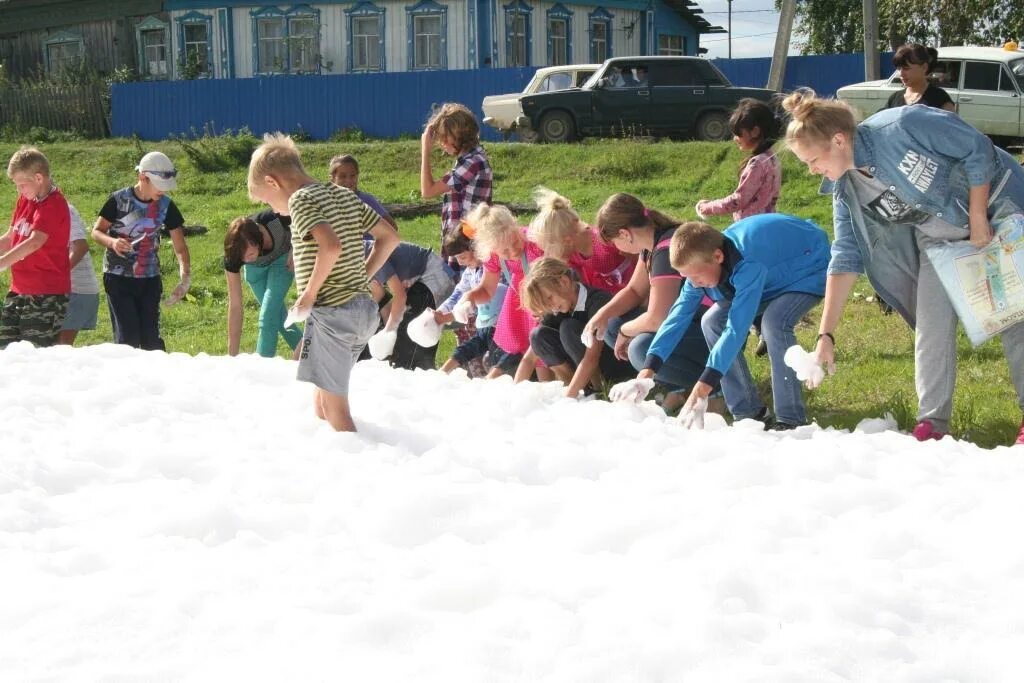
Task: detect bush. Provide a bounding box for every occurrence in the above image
[0,123,88,143]
[173,127,260,173]
[289,125,313,143]
[330,126,369,142]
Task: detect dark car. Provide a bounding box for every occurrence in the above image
[517,56,776,143]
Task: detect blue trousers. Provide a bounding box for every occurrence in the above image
[605,308,710,391]
[244,253,303,358]
[702,292,821,426]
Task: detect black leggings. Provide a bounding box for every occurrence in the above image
[104,273,165,351]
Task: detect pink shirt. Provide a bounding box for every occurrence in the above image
[484,231,544,354]
[699,151,781,221]
[567,227,637,294]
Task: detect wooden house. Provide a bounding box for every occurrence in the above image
[0,0,167,79]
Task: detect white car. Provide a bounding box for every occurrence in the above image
[482,64,600,139]
[836,44,1024,145]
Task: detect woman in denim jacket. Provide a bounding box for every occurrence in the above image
[782,89,1024,445]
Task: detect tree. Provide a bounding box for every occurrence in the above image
[783,0,1024,55]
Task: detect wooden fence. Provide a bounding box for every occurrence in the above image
[0,83,108,137]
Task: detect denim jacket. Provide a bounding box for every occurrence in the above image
[824,104,1024,326]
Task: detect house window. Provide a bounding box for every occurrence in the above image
[141,29,169,77]
[346,2,385,72]
[176,11,213,78]
[504,1,532,67]
[256,14,287,72]
[658,34,685,56]
[43,31,84,73]
[414,15,442,68]
[549,19,567,65]
[252,6,322,74]
[289,15,319,72]
[588,8,613,63]
[354,16,381,70]
[406,0,447,71]
[546,5,572,66]
[590,21,607,62]
[136,17,170,78]
[509,14,528,65]
[183,24,210,73]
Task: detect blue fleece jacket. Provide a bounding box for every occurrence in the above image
[645,213,830,386]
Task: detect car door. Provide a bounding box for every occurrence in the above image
[573,69,596,87]
[955,60,1022,137]
[647,60,708,136]
[589,62,652,136]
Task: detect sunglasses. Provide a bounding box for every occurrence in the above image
[143,170,178,179]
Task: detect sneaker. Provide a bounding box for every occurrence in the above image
[912,419,947,442]
[1015,418,1024,446]
[768,421,802,431]
[754,336,768,357]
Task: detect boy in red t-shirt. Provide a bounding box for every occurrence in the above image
[0,146,71,348]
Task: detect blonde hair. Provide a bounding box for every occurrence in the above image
[247,133,306,200]
[527,187,580,258]
[669,222,725,270]
[465,203,519,260]
[7,145,49,178]
[426,103,481,154]
[781,88,856,149]
[595,192,680,242]
[520,257,576,317]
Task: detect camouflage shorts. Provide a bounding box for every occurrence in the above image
[0,293,70,349]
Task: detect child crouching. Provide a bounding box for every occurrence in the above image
[521,257,634,398]
[434,225,510,376]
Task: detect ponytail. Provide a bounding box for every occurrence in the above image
[527,186,580,258]
[781,88,856,149]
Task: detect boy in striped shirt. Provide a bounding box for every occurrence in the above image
[248,133,399,432]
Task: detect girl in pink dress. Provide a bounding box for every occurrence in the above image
[463,203,547,381]
[527,186,637,294]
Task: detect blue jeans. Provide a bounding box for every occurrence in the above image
[244,252,303,358]
[605,308,710,391]
[702,292,821,426]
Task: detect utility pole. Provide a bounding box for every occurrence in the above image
[767,0,795,91]
[728,0,732,59]
[862,0,879,80]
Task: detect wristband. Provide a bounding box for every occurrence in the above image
[816,332,835,346]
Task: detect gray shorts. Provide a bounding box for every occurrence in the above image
[296,294,378,396]
[419,254,457,307]
[61,292,100,331]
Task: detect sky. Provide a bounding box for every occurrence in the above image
[695,0,795,60]
[3,342,1024,680]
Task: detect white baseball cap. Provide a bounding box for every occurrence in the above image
[137,151,178,191]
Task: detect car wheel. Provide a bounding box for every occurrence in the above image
[695,111,730,142]
[539,111,576,143]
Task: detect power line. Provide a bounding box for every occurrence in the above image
[701,9,778,13]
[702,30,778,42]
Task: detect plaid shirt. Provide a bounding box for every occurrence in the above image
[441,146,492,235]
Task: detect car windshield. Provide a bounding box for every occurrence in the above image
[1012,58,1024,91]
[582,68,604,89]
[538,72,573,92]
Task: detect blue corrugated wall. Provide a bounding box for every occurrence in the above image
[112,67,536,141]
[713,52,895,98]
[112,55,895,141]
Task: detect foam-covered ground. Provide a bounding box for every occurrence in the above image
[2,343,1023,681]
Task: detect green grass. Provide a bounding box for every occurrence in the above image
[1,138,1021,448]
